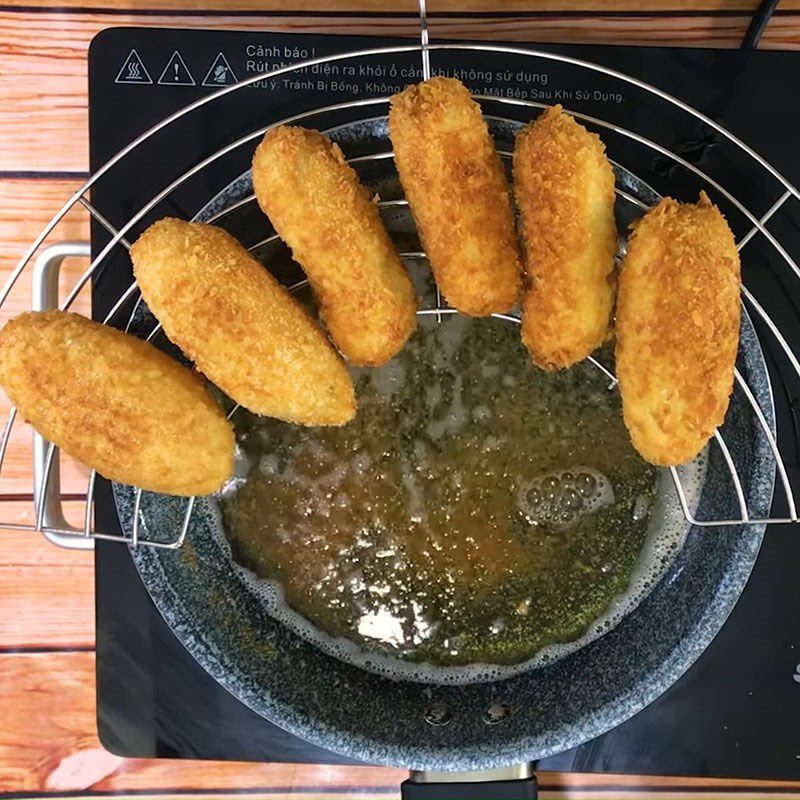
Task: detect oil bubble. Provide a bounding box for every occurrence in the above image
[576,472,597,497]
[517,467,614,528]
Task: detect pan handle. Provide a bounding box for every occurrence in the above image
[31,241,94,550]
[402,764,537,799]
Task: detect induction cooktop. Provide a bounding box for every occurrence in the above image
[89,26,800,779]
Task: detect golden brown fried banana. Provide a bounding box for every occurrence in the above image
[131,218,355,426]
[0,311,233,496]
[389,77,522,316]
[514,105,618,371]
[252,126,417,367]
[616,192,740,466]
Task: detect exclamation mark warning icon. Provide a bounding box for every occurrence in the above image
[115,49,153,84]
[157,51,196,86]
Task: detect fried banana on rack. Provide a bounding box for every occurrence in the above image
[616,192,741,466]
[131,218,355,426]
[513,105,618,371]
[389,77,523,316]
[0,311,233,496]
[252,126,417,367]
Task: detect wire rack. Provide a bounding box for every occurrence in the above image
[3,3,800,550]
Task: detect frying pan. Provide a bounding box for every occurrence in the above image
[115,117,775,797]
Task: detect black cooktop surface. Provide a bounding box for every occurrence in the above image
[90,27,800,778]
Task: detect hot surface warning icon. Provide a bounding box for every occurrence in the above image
[158,51,196,86]
[202,52,238,87]
[115,49,153,84]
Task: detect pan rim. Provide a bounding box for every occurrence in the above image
[119,115,776,770]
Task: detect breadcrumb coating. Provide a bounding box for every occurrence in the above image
[389,77,523,317]
[252,125,417,367]
[616,192,740,466]
[0,310,233,496]
[131,218,355,426]
[514,105,617,371]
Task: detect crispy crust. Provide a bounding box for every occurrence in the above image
[252,126,417,367]
[131,218,355,426]
[514,105,617,371]
[616,192,741,466]
[0,311,233,496]
[388,77,523,317]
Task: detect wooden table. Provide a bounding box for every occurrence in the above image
[3,1,800,796]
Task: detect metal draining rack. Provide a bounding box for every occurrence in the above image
[3,3,800,550]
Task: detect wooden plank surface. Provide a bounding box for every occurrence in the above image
[3,1,800,798]
[5,0,800,11]
[0,179,90,318]
[0,516,93,651]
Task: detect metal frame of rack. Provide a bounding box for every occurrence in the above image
[3,5,800,549]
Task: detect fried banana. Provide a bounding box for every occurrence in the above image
[0,311,233,496]
[514,105,617,371]
[131,218,355,426]
[616,192,741,466]
[252,126,417,367]
[389,77,523,316]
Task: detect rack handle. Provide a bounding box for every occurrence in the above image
[31,241,94,550]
